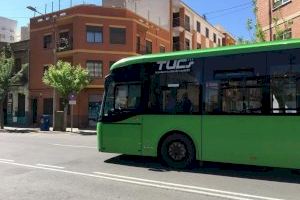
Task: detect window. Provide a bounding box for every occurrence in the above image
[10,36,14,42]
[86,26,103,43]
[160,45,166,53]
[147,61,201,115]
[268,49,300,114]
[136,35,141,53]
[197,43,201,49]
[43,98,53,115]
[274,29,292,40]
[115,84,142,110]
[184,15,190,32]
[15,58,22,73]
[185,38,190,50]
[87,61,103,78]
[146,40,152,54]
[43,35,52,49]
[205,28,209,38]
[43,65,49,75]
[197,21,201,33]
[173,36,180,51]
[110,27,126,44]
[213,33,217,43]
[204,53,267,114]
[273,0,291,9]
[173,12,180,27]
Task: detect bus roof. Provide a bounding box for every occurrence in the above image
[111,39,300,71]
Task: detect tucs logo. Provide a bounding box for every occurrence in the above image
[156,59,194,74]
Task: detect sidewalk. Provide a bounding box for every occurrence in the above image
[1,126,97,135]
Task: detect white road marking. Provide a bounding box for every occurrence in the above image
[52,144,96,149]
[0,159,14,162]
[0,160,283,200]
[36,164,65,169]
[93,172,282,200]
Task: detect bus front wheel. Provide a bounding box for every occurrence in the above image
[160,133,196,169]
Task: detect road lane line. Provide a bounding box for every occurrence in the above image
[0,160,283,200]
[36,164,65,169]
[93,172,282,200]
[0,159,14,162]
[52,144,96,149]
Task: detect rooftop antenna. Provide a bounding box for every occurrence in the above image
[52,1,54,12]
[59,0,61,11]
[45,4,47,14]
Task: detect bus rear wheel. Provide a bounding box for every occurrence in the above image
[160,133,195,169]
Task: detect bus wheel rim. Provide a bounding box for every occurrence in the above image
[168,142,187,161]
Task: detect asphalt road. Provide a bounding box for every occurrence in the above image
[0,132,299,200]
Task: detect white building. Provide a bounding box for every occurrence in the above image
[102,0,171,30]
[103,0,235,51]
[0,17,17,43]
[21,26,30,41]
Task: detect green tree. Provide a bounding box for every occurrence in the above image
[43,60,90,131]
[243,0,266,43]
[0,45,28,129]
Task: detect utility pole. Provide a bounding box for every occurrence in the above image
[52,16,57,130]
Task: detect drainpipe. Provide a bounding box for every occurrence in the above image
[269,0,273,40]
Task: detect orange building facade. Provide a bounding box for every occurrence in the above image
[29,5,170,128]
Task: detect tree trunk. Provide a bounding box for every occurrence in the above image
[0,100,4,129]
[63,104,68,131]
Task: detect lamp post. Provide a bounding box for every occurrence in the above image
[27,6,57,130]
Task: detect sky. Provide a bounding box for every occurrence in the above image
[0,0,255,40]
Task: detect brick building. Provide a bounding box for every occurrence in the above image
[257,0,300,41]
[29,5,171,128]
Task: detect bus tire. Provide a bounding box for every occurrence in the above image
[160,133,196,169]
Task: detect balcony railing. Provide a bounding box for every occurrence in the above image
[57,37,73,52]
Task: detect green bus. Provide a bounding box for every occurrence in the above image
[98,39,300,169]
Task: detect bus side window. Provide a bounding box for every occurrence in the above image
[268,49,300,114]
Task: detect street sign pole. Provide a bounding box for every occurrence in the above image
[71,104,73,133]
[69,93,77,133]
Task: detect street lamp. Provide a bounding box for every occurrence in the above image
[27,5,57,130]
[26,6,43,16]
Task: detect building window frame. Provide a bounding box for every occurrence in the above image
[43,34,52,49]
[86,60,103,79]
[110,27,126,45]
[273,0,291,10]
[86,26,103,43]
[197,21,201,33]
[205,28,210,38]
[146,40,152,54]
[160,45,166,53]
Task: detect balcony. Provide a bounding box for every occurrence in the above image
[57,37,73,52]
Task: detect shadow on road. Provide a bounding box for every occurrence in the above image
[105,155,300,184]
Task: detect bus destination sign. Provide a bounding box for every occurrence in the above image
[155,59,195,74]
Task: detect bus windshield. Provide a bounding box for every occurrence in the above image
[100,75,142,122]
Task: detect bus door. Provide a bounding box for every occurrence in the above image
[101,83,143,155]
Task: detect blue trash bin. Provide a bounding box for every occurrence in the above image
[40,115,50,131]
